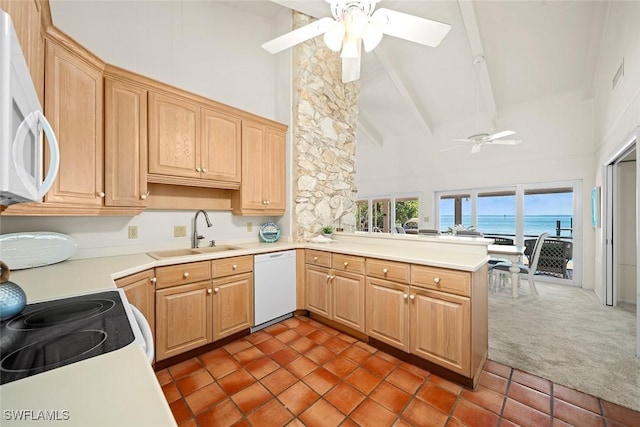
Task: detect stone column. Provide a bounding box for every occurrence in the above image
[292,12,360,241]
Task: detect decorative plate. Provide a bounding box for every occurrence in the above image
[0,232,79,270]
[259,223,281,243]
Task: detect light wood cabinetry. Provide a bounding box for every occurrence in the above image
[104,76,148,207]
[115,269,156,336]
[305,250,365,333]
[148,92,241,190]
[366,272,411,352]
[231,120,287,216]
[211,255,254,340]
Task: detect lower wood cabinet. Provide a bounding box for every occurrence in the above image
[365,277,410,352]
[156,281,213,361]
[115,269,156,335]
[212,272,253,341]
[305,264,332,318]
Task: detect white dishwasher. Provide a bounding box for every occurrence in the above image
[253,250,297,330]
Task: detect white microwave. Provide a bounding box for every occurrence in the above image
[0,10,59,206]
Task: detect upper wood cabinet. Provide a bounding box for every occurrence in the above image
[148,91,241,190]
[104,77,148,207]
[231,120,286,216]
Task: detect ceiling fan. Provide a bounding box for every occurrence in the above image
[261,0,451,83]
[442,130,522,154]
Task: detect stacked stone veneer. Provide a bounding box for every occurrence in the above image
[292,12,360,241]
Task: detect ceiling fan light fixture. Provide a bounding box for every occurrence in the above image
[362,20,383,52]
[324,20,345,51]
[340,35,361,58]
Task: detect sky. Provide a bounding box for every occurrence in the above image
[441,193,573,216]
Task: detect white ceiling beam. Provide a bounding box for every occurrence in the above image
[458,0,498,120]
[374,47,433,136]
[357,113,383,146]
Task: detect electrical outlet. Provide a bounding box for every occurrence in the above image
[424,216,430,222]
[128,226,138,239]
[174,225,187,237]
[247,222,253,232]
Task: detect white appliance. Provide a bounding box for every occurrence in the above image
[253,250,297,329]
[0,10,59,207]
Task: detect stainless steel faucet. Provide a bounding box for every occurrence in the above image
[192,210,213,248]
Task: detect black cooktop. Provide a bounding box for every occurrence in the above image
[0,290,134,385]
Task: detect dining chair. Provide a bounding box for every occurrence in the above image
[490,232,549,295]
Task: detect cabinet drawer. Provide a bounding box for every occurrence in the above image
[212,255,253,278]
[332,254,365,274]
[411,265,471,297]
[305,250,331,268]
[155,261,211,289]
[366,258,410,283]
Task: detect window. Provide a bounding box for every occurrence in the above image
[355,194,420,234]
[439,194,471,232]
[477,191,516,236]
[524,188,573,238]
[356,200,369,232]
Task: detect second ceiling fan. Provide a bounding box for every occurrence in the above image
[443,130,522,154]
[261,0,451,83]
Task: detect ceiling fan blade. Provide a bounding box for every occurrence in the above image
[471,144,482,154]
[440,145,467,152]
[486,139,522,145]
[262,17,334,54]
[372,8,451,47]
[451,138,473,143]
[486,130,516,141]
[342,56,361,83]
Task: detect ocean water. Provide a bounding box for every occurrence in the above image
[440,215,573,238]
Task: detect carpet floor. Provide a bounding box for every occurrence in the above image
[488,280,640,412]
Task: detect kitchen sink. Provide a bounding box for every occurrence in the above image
[147,246,241,260]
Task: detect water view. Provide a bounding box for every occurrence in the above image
[440,214,574,238]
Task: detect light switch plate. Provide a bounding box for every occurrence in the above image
[174,225,187,237]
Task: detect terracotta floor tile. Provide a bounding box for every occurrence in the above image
[170,399,192,425]
[462,385,505,415]
[601,400,640,427]
[452,398,500,427]
[277,381,320,415]
[498,419,520,427]
[502,398,551,427]
[162,382,181,403]
[231,382,272,413]
[483,360,512,379]
[196,397,243,427]
[271,347,301,366]
[223,339,252,355]
[342,345,372,364]
[264,322,290,336]
[305,345,335,365]
[245,356,279,380]
[325,382,366,415]
[346,367,383,395]
[354,340,377,353]
[552,417,575,427]
[553,383,601,414]
[156,368,172,386]
[392,418,414,427]
[257,337,287,354]
[306,319,325,329]
[401,397,448,427]
[386,367,424,395]
[261,367,298,395]
[299,398,346,427]
[324,336,351,353]
[184,382,226,415]
[175,368,214,396]
[341,418,360,427]
[376,351,401,365]
[415,381,459,414]
[478,370,508,395]
[244,329,271,345]
[198,348,231,367]
[286,419,306,427]
[399,361,430,379]
[205,356,241,380]
[217,368,255,395]
[169,358,203,379]
[370,382,411,413]
[294,321,317,336]
[178,419,198,427]
[234,346,264,365]
[337,333,358,343]
[324,356,358,378]
[351,398,398,427]
[281,317,302,328]
[363,355,396,378]
[302,367,340,395]
[427,375,463,396]
[553,398,605,427]
[232,419,251,427]
[286,355,318,379]
[247,398,294,427]
[508,381,551,415]
[306,329,333,344]
[275,329,301,344]
[511,369,551,395]
[290,336,317,353]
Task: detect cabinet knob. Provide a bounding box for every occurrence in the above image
[382,268,388,274]
[326,274,331,279]
[265,200,270,205]
[98,191,105,198]
[214,287,219,293]
[202,167,207,173]
[183,272,189,278]
[232,264,238,270]
[343,261,349,267]
[150,277,157,284]
[409,294,415,301]
[434,277,441,285]
[196,167,201,172]
[402,293,408,300]
[140,191,149,200]
[262,200,267,205]
[207,289,212,294]
[313,256,318,261]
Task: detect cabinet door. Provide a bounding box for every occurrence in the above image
[148,92,200,178]
[410,288,471,376]
[305,265,331,318]
[115,269,155,334]
[104,79,148,206]
[264,127,286,212]
[239,120,267,211]
[366,277,410,352]
[44,39,104,205]
[332,271,365,332]
[201,108,241,184]
[212,273,253,341]
[155,281,212,361]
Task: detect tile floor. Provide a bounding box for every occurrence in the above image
[156,316,640,427]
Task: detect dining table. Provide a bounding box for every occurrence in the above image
[488,244,526,298]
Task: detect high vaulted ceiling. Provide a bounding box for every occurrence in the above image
[232,0,607,147]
